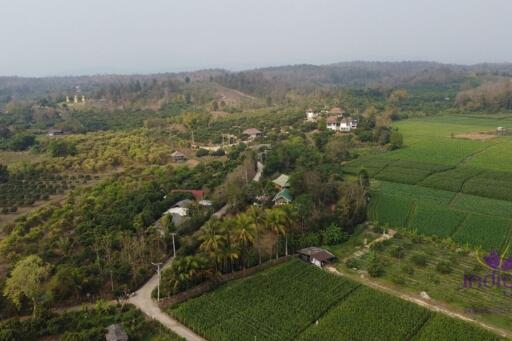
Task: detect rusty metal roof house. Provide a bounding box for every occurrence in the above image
[298,247,336,267]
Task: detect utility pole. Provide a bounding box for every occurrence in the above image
[170,233,177,258]
[152,262,163,302]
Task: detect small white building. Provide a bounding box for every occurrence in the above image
[326,117,357,132]
[305,108,319,122]
[326,116,338,131]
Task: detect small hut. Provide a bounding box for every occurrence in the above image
[497,127,509,136]
[298,247,336,267]
[171,151,187,163]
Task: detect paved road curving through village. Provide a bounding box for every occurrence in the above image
[128,256,205,341]
[130,161,264,340]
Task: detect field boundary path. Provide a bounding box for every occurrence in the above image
[325,266,511,338]
[343,231,394,262]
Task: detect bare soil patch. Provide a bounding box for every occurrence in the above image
[454,131,497,140]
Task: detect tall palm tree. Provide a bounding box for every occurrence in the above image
[197,219,225,270]
[279,204,299,256]
[234,213,256,269]
[264,209,287,260]
[219,217,238,272]
[247,206,264,264]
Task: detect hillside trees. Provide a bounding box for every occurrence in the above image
[0,164,8,183]
[4,255,51,317]
[456,80,512,111]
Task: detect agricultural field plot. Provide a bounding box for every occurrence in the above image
[368,193,415,227]
[392,115,512,138]
[465,142,512,172]
[0,173,91,214]
[406,203,466,237]
[342,156,391,176]
[419,166,482,192]
[344,232,512,335]
[374,165,433,185]
[298,286,432,341]
[451,214,511,251]
[451,193,512,219]
[369,181,512,251]
[414,315,501,341]
[352,115,512,253]
[462,170,512,201]
[168,260,359,341]
[168,260,500,340]
[379,138,487,167]
[373,181,455,206]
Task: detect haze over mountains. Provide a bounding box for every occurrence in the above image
[2,61,512,102]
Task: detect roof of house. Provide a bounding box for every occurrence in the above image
[329,107,345,115]
[171,151,186,158]
[326,116,338,124]
[165,207,189,216]
[298,247,336,261]
[198,199,213,206]
[243,128,262,135]
[273,188,293,202]
[171,189,205,200]
[272,174,290,188]
[105,324,128,341]
[173,199,195,208]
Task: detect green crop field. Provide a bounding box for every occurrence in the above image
[419,167,482,192]
[451,193,512,219]
[348,115,512,251]
[462,171,512,201]
[168,260,359,341]
[298,286,431,341]
[407,203,466,237]
[414,315,501,341]
[452,214,511,251]
[369,193,414,227]
[168,260,501,340]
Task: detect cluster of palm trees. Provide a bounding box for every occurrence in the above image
[197,205,297,270]
[163,205,298,294]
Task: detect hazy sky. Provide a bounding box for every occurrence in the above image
[1,0,511,77]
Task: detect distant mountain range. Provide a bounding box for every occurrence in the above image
[1,61,512,102]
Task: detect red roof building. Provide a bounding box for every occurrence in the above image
[171,189,205,201]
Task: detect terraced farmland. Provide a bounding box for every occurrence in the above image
[348,115,512,251]
[368,181,512,251]
[168,260,501,340]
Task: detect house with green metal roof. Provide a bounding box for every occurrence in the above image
[273,188,293,205]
